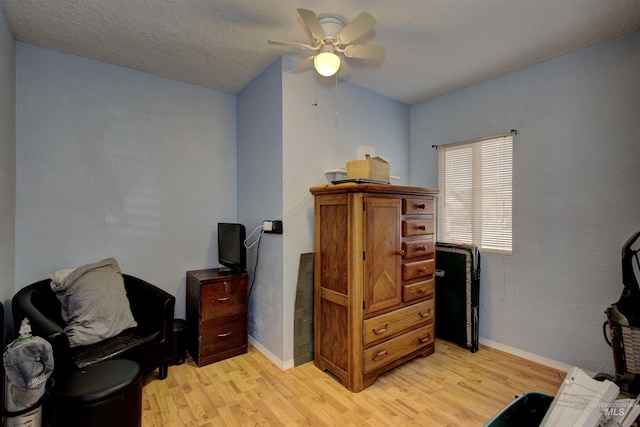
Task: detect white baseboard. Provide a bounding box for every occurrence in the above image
[250,335,577,375]
[479,337,578,374]
[248,336,295,371]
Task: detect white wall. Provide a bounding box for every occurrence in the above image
[15,44,237,319]
[410,32,640,374]
[237,59,284,361]
[0,9,16,331]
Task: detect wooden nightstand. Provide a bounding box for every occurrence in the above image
[186,268,248,366]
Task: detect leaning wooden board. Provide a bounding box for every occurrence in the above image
[435,242,480,352]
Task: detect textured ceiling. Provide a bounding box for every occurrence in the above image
[1,0,639,105]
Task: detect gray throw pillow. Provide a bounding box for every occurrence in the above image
[50,258,137,347]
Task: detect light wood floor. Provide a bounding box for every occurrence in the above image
[141,340,564,426]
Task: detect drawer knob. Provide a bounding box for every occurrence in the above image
[396,250,405,256]
[416,203,426,209]
[419,309,432,318]
[418,267,426,273]
[417,225,426,230]
[372,324,389,335]
[217,296,232,303]
[418,245,427,251]
[218,331,232,338]
[419,333,432,344]
[372,350,389,361]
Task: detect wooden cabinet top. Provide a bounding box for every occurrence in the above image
[310,182,438,197]
[187,268,248,283]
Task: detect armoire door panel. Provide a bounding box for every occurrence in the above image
[364,197,402,314]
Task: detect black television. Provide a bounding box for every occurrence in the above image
[218,222,247,274]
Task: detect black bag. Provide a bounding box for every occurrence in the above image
[435,242,481,352]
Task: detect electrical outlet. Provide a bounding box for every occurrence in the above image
[263,220,283,234]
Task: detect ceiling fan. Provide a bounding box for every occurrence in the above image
[268,8,385,77]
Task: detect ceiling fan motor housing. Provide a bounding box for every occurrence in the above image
[317,15,346,39]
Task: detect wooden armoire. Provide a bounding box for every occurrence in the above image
[310,183,439,392]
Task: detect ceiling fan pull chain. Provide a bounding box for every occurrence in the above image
[312,71,318,107]
[334,73,339,116]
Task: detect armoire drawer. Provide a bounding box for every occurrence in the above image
[402,219,434,237]
[402,237,435,258]
[363,299,434,346]
[363,324,434,373]
[403,259,435,281]
[403,279,435,302]
[403,198,434,215]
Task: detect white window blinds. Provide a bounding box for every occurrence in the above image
[438,133,513,255]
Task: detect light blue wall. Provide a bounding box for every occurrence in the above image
[15,44,237,319]
[410,32,640,374]
[10,22,636,374]
[280,56,410,363]
[11,43,409,366]
[237,56,410,365]
[237,58,284,360]
[0,9,16,329]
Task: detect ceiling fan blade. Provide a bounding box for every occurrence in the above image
[338,57,351,77]
[337,12,376,44]
[343,44,385,60]
[268,40,317,51]
[297,8,326,41]
[290,56,315,73]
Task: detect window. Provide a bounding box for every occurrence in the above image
[438,133,513,255]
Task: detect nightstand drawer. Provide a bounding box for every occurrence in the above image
[201,314,247,355]
[201,280,247,320]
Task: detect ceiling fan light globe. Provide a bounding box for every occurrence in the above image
[314,52,341,77]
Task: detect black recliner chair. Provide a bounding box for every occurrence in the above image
[12,274,175,382]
